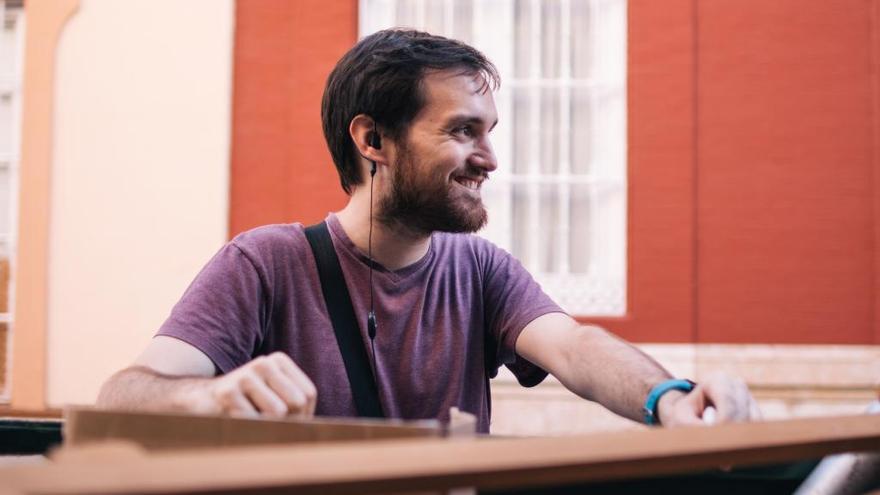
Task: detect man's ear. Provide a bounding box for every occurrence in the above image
[349,114,384,167]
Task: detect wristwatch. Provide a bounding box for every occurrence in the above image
[643,378,696,425]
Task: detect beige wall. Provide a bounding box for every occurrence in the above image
[46,0,234,406]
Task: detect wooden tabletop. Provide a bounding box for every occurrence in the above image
[0,413,878,494]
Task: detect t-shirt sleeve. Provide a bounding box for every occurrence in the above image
[156,242,268,374]
[481,242,564,387]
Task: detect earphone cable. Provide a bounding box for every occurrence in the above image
[368,159,380,391]
[369,168,375,326]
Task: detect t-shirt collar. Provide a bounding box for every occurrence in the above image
[325,212,435,279]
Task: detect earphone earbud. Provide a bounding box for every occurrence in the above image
[369,124,380,176]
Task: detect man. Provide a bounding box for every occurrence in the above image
[97,29,757,433]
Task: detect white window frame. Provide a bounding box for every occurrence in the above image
[360,0,627,316]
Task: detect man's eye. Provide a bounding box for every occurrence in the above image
[453,126,474,137]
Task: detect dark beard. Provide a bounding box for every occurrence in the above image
[377,145,488,236]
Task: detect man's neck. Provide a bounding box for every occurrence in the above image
[335,193,431,272]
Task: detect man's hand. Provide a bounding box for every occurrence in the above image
[657,372,761,427]
[197,352,318,419]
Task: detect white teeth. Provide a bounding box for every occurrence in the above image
[458,179,479,190]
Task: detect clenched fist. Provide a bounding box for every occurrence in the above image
[196,352,318,418]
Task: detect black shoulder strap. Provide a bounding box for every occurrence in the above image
[304,221,384,418]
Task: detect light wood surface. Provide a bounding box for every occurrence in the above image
[0,408,63,420]
[1,413,878,494]
[63,407,455,451]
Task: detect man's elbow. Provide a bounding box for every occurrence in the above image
[95,366,147,409]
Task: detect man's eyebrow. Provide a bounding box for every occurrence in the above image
[445,114,499,131]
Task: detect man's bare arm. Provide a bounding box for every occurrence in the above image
[96,336,318,418]
[96,365,215,413]
[515,313,757,426]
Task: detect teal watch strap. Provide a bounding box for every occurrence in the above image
[643,378,695,425]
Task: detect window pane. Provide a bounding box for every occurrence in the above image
[395,0,419,27]
[511,183,532,266]
[0,93,10,154]
[0,244,8,313]
[569,183,591,274]
[0,322,7,391]
[361,0,628,316]
[570,0,593,80]
[452,0,473,43]
[538,183,559,272]
[570,86,592,174]
[513,0,532,78]
[423,1,446,37]
[512,87,532,174]
[540,87,559,174]
[0,21,14,70]
[0,168,9,235]
[540,0,561,79]
[0,16,12,153]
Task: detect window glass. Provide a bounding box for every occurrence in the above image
[360,0,627,316]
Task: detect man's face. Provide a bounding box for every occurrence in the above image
[378,70,499,235]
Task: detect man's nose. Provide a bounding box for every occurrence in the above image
[471,138,498,172]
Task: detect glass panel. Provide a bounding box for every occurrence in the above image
[480,179,512,251]
[540,87,559,174]
[511,183,531,266]
[513,0,532,78]
[395,0,419,27]
[0,322,7,391]
[452,0,473,43]
[0,242,8,313]
[570,86,592,174]
[0,93,11,155]
[538,184,558,272]
[361,0,627,315]
[512,87,532,174]
[0,25,14,72]
[570,0,593,80]
[423,1,446,37]
[541,0,562,78]
[0,168,8,235]
[569,184,591,273]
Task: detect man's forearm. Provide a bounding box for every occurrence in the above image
[96,366,213,413]
[518,314,756,426]
[556,325,673,423]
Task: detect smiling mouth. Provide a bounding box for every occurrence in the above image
[453,176,484,191]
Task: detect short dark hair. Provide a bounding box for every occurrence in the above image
[321,29,500,194]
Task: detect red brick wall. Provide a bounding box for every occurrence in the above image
[594,0,880,344]
[229,0,354,235]
[230,0,880,344]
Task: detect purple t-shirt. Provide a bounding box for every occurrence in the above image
[158,214,562,432]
